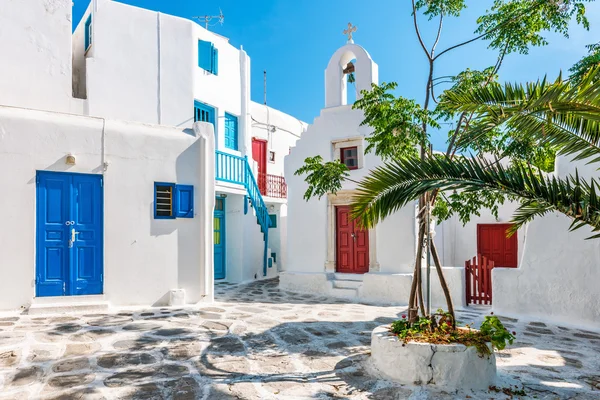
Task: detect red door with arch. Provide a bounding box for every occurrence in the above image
[477,224,518,268]
[252,138,267,194]
[336,206,369,274]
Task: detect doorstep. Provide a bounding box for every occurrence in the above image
[28,295,109,315]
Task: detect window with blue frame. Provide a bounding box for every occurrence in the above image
[224,113,238,150]
[194,101,215,124]
[84,15,92,52]
[198,40,219,75]
[154,182,194,219]
[269,214,277,229]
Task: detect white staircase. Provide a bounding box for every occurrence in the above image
[28,295,109,315]
[329,273,364,299]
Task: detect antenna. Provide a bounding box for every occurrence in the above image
[263,70,267,106]
[192,9,224,30]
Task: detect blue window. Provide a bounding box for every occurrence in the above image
[154,182,194,219]
[84,15,92,51]
[269,214,277,229]
[198,40,219,75]
[194,101,215,124]
[224,113,238,150]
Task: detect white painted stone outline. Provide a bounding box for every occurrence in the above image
[325,190,380,273]
[332,136,364,170]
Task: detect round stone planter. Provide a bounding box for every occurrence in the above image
[370,325,496,390]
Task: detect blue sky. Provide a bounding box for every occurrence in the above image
[73,1,600,149]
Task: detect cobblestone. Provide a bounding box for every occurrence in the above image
[0,278,597,399]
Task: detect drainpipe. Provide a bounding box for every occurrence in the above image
[240,46,251,157]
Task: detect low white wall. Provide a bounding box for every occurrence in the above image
[0,106,213,310]
[279,272,331,294]
[493,213,600,329]
[420,267,466,310]
[359,273,412,305]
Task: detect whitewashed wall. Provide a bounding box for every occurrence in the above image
[250,102,307,177]
[491,154,600,327]
[285,105,416,275]
[0,106,214,310]
[0,0,78,113]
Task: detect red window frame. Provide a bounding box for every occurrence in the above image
[340,146,359,170]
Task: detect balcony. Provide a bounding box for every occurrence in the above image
[258,172,287,199]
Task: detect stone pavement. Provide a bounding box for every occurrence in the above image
[0,278,598,399]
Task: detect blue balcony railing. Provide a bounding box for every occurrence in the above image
[215,151,270,275]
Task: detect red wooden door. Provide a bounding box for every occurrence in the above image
[477,224,518,268]
[336,206,369,274]
[252,138,267,194]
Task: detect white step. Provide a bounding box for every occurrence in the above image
[332,280,362,290]
[333,273,364,282]
[330,287,359,299]
[32,295,106,305]
[29,295,109,315]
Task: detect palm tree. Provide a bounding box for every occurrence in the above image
[350,69,600,243]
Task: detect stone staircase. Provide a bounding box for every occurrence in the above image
[329,273,363,299]
[28,295,109,315]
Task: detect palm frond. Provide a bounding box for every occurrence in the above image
[350,156,600,238]
[443,68,600,163]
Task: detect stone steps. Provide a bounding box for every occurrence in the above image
[333,273,363,282]
[28,295,109,315]
[330,287,359,299]
[332,279,362,289]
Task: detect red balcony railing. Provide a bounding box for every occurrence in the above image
[258,172,287,198]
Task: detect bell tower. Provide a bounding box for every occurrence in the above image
[324,23,379,108]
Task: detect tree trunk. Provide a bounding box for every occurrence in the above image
[408,223,425,323]
[416,219,426,317]
[430,239,456,327]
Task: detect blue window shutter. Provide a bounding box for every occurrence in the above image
[84,15,92,51]
[198,40,212,71]
[175,185,194,218]
[224,113,238,150]
[212,46,219,75]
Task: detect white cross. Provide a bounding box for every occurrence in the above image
[343,23,357,43]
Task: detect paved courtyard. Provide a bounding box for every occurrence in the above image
[0,279,598,399]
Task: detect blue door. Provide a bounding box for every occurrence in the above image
[214,197,226,280]
[36,171,103,297]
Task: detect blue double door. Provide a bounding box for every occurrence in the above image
[36,171,104,297]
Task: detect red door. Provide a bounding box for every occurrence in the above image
[252,138,267,194]
[336,206,369,274]
[477,224,518,268]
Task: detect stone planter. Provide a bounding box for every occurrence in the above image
[370,325,496,390]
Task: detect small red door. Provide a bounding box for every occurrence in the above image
[336,206,369,274]
[252,138,267,194]
[477,224,518,268]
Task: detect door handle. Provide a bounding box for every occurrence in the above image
[69,228,80,248]
[351,232,356,241]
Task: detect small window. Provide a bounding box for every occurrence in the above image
[224,113,238,150]
[341,146,359,170]
[269,214,277,228]
[215,198,224,211]
[84,15,92,52]
[268,151,276,163]
[155,183,174,218]
[154,183,194,219]
[198,40,219,75]
[194,101,215,124]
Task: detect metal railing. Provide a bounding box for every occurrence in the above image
[215,151,270,275]
[258,173,287,198]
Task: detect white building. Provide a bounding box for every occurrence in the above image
[0,0,304,312]
[0,0,214,312]
[283,37,600,329]
[71,0,306,284]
